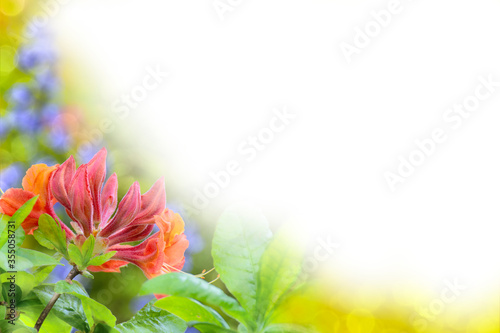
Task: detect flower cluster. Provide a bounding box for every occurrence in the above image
[0,148,189,279]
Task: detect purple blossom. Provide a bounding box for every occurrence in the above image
[8,84,32,108]
[0,164,23,190]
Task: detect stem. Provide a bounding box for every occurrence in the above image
[34,265,81,331]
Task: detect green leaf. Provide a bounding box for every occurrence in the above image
[88,251,117,267]
[0,196,38,248]
[255,231,305,325]
[0,271,35,299]
[38,214,68,257]
[68,244,84,267]
[113,303,187,333]
[17,248,61,267]
[0,226,31,271]
[55,280,89,296]
[0,319,37,332]
[81,234,95,265]
[262,324,313,333]
[32,284,90,332]
[33,229,55,250]
[154,296,229,328]
[212,205,272,314]
[32,265,57,284]
[18,298,72,333]
[192,323,237,333]
[140,273,251,327]
[55,280,116,328]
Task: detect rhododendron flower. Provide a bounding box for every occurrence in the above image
[0,163,74,237]
[101,208,189,278]
[50,148,188,277]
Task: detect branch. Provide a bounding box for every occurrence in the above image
[34,265,81,331]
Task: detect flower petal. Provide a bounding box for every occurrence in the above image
[87,259,129,273]
[50,155,76,210]
[99,182,141,237]
[22,164,59,208]
[68,166,93,236]
[100,173,118,223]
[130,178,166,226]
[85,148,107,223]
[0,188,44,234]
[107,224,154,246]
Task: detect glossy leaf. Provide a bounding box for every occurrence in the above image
[18,298,72,333]
[212,205,272,314]
[17,248,61,267]
[0,319,37,332]
[88,251,117,267]
[55,280,116,328]
[155,296,229,328]
[33,284,89,332]
[192,323,237,333]
[140,273,251,327]
[262,324,313,333]
[255,231,304,325]
[81,234,95,264]
[113,303,187,333]
[33,229,55,250]
[68,244,84,267]
[38,214,68,257]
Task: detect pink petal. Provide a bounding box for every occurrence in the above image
[85,148,107,223]
[131,178,166,226]
[50,155,76,210]
[108,224,154,246]
[100,173,118,224]
[68,166,94,236]
[99,182,141,237]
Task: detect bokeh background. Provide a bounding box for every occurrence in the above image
[1,0,500,332]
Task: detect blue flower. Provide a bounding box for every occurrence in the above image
[0,118,9,139]
[8,84,32,108]
[17,43,55,71]
[40,104,60,126]
[11,109,40,133]
[47,126,72,151]
[36,70,59,93]
[0,164,23,191]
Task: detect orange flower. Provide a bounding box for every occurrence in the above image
[92,208,189,278]
[0,164,72,236]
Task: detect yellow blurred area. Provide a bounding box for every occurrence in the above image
[0,0,25,17]
[275,275,499,333]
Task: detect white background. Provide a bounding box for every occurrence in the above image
[50,0,500,298]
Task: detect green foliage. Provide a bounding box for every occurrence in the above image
[0,194,309,333]
[140,206,309,333]
[113,303,187,333]
[155,296,229,328]
[87,251,117,267]
[33,284,90,332]
[212,206,272,314]
[37,214,68,258]
[0,196,38,248]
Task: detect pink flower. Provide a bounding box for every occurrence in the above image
[50,148,188,277]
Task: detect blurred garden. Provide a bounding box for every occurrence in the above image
[0,1,499,333]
